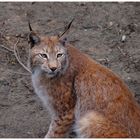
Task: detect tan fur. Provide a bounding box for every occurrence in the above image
[76,111,129,137]
[30,35,140,138]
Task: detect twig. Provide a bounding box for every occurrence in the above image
[0,47,14,54]
[13,38,32,73]
[1,69,30,76]
[116,46,126,57]
[9,70,30,76]
[0,40,32,74]
[0,44,14,53]
[27,47,31,70]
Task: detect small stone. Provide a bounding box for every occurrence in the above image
[27,131,32,134]
[5,36,10,40]
[127,77,131,80]
[119,29,122,33]
[109,21,113,26]
[121,35,126,42]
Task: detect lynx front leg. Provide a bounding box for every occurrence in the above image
[45,110,74,138]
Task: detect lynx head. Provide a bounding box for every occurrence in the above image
[28,19,74,78]
[29,33,69,78]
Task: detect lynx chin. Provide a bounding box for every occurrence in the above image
[29,22,140,138]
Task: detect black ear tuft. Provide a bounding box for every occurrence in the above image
[28,32,40,48]
[59,18,74,39]
[28,20,33,32]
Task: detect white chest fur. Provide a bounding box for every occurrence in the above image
[32,70,57,117]
[32,70,49,107]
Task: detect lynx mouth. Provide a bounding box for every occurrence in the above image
[41,68,60,78]
[48,72,56,75]
[47,71,58,78]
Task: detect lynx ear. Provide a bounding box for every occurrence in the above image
[28,32,40,48]
[59,37,67,46]
[28,21,40,48]
[58,18,74,40]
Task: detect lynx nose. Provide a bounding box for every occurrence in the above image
[50,67,57,72]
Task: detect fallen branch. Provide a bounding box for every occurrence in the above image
[13,38,32,73]
[116,46,126,57]
[1,69,30,76]
[0,44,14,53]
[0,38,32,74]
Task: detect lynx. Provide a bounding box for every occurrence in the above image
[29,21,140,138]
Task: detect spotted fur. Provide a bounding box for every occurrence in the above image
[30,34,140,138]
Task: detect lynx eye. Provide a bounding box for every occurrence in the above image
[39,53,48,59]
[57,53,63,58]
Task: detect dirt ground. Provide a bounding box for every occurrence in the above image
[0,2,140,138]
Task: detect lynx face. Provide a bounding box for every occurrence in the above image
[31,36,69,78]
